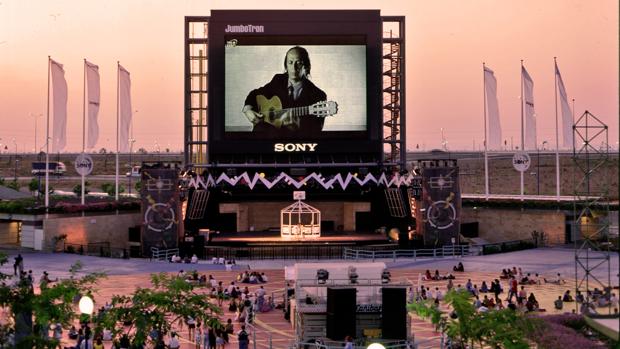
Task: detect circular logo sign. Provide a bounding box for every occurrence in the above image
[75,153,94,176]
[512,151,531,172]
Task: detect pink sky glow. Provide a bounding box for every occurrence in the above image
[0,0,617,153]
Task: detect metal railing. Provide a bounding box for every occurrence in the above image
[343,245,480,261]
[150,247,179,261]
[204,244,349,260]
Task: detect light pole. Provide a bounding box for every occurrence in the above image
[30,113,42,153]
[536,140,548,196]
[12,138,17,181]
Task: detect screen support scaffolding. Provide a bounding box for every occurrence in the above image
[381,17,406,171]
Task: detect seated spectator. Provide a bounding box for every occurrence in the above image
[562,290,574,302]
[260,272,268,283]
[488,297,496,309]
[544,273,565,285]
[170,254,177,263]
[434,287,444,301]
[610,293,618,308]
[500,269,510,279]
[520,273,530,285]
[446,279,454,291]
[433,270,441,280]
[249,274,258,284]
[466,279,473,292]
[526,293,540,312]
[576,291,585,303]
[480,281,489,293]
[191,254,199,264]
[473,295,482,309]
[453,262,465,272]
[554,296,564,310]
[424,270,432,281]
[69,325,79,340]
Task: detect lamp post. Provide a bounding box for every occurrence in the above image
[128,138,136,195]
[536,141,548,196]
[30,113,42,153]
[12,138,17,181]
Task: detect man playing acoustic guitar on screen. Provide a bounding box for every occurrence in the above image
[242,46,338,137]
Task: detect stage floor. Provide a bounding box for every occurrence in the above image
[208,230,388,245]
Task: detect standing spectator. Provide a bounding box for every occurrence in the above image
[195,328,203,349]
[187,316,196,340]
[237,325,250,349]
[207,327,216,349]
[13,253,23,276]
[507,277,518,302]
[168,332,180,349]
[344,336,354,349]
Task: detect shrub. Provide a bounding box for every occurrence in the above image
[528,314,608,349]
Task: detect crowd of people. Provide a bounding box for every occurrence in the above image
[410,263,620,317]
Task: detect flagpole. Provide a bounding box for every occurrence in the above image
[81,59,86,205]
[45,56,51,210]
[483,62,489,200]
[520,60,524,201]
[115,61,120,201]
[553,57,560,201]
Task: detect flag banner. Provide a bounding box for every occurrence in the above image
[119,65,132,153]
[86,60,100,149]
[484,66,502,149]
[51,59,68,153]
[555,63,573,149]
[522,66,537,150]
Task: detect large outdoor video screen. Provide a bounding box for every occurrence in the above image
[225,41,367,138]
[207,10,382,155]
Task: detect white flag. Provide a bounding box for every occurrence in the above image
[522,66,537,150]
[555,63,573,149]
[119,64,132,153]
[50,59,68,153]
[86,60,100,149]
[484,66,502,149]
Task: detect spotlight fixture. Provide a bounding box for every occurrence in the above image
[316,269,329,284]
[348,266,359,284]
[381,269,391,284]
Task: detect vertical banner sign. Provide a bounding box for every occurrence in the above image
[421,166,461,246]
[141,168,181,256]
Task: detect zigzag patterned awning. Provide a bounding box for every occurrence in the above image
[187,172,415,190]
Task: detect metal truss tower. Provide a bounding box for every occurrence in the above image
[381,17,406,171]
[572,111,613,314]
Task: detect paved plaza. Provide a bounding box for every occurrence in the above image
[1,247,618,348]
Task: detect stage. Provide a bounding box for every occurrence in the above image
[207,230,389,246]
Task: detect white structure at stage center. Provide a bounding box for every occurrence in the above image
[280,200,321,239]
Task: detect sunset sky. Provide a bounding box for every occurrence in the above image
[0,0,617,153]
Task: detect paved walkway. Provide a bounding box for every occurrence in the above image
[0,248,618,348]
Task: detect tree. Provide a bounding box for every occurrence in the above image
[101,183,125,197]
[28,178,39,194]
[5,181,19,191]
[72,181,91,198]
[0,254,104,348]
[409,290,535,349]
[98,273,222,348]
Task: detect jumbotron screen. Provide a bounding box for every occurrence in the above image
[225,41,367,137]
[208,10,382,155]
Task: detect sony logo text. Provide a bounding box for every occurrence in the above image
[274,143,318,152]
[224,24,265,33]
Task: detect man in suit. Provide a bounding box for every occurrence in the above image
[243,46,327,138]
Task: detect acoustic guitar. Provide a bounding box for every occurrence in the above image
[256,95,338,129]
